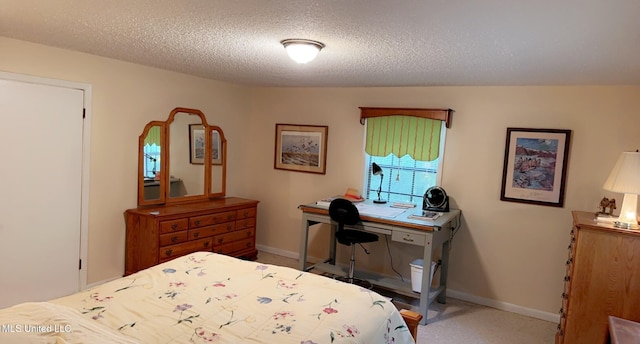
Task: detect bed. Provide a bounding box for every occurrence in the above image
[0,252,416,343]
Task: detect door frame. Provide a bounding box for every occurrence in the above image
[0,70,91,291]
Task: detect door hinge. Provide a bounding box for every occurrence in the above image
[82,108,86,119]
[79,259,82,270]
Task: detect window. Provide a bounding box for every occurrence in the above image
[364,153,440,204]
[143,126,161,179]
[143,144,161,179]
[359,108,450,204]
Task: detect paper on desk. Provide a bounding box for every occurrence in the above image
[355,203,406,218]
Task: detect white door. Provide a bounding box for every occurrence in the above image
[0,78,84,308]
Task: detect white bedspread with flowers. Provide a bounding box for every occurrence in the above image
[15,252,416,343]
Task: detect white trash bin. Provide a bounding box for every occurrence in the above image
[410,259,437,293]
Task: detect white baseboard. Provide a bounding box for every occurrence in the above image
[85,276,120,289]
[256,244,560,324]
[256,244,323,264]
[445,289,560,323]
[256,244,300,260]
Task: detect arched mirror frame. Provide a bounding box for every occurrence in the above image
[137,107,227,206]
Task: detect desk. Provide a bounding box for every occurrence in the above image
[298,201,460,325]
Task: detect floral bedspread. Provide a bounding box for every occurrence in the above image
[49,252,415,343]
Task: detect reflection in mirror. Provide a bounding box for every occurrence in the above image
[137,107,227,206]
[210,128,226,197]
[141,124,163,203]
[168,112,205,199]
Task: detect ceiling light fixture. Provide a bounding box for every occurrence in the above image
[281,39,325,64]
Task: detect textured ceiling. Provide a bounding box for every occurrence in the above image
[1,0,639,87]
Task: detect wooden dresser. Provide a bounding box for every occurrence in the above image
[124,197,259,275]
[556,211,640,343]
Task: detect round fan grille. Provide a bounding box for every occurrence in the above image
[425,186,447,208]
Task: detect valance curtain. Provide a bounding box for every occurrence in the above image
[360,107,451,162]
[144,126,161,146]
[365,115,442,161]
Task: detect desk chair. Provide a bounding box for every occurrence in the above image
[329,198,379,288]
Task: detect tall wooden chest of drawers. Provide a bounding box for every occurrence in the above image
[124,197,259,276]
[556,211,640,343]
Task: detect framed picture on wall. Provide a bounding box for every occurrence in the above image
[274,123,328,174]
[189,124,222,165]
[500,127,572,207]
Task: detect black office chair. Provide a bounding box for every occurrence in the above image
[329,198,379,288]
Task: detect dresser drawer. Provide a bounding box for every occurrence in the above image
[214,237,255,255]
[188,222,235,240]
[159,231,188,246]
[159,219,189,234]
[190,211,236,228]
[236,217,256,230]
[213,228,255,246]
[391,230,426,246]
[236,207,256,219]
[159,238,213,262]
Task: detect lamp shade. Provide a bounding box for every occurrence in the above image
[603,151,640,194]
[281,39,325,64]
[372,162,383,176]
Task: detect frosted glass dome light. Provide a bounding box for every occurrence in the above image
[281,39,325,64]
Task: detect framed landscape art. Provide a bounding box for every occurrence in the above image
[189,124,222,165]
[274,124,328,174]
[500,128,571,207]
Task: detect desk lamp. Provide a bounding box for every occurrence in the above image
[603,150,640,229]
[371,162,387,204]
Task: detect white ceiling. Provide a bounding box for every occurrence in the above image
[1,0,639,87]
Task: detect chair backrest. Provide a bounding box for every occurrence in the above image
[329,198,360,229]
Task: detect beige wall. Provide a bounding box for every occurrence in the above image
[3,36,640,320]
[245,86,640,319]
[0,37,252,283]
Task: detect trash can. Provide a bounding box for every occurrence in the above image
[410,259,437,293]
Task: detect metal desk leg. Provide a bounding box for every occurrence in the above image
[299,218,310,271]
[418,234,434,325]
[437,239,451,304]
[328,223,337,264]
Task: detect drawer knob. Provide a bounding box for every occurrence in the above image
[218,238,224,244]
[562,292,568,300]
[193,232,200,238]
[246,231,251,237]
[165,249,173,256]
[403,236,414,242]
[246,242,251,248]
[565,258,573,265]
[171,224,178,230]
[228,215,234,220]
[563,275,570,282]
[171,236,178,243]
[244,211,249,217]
[227,224,233,231]
[195,220,200,226]
[204,241,210,248]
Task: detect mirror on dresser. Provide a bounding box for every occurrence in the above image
[127,107,258,275]
[137,107,227,206]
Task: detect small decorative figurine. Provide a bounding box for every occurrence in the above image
[598,197,617,215]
